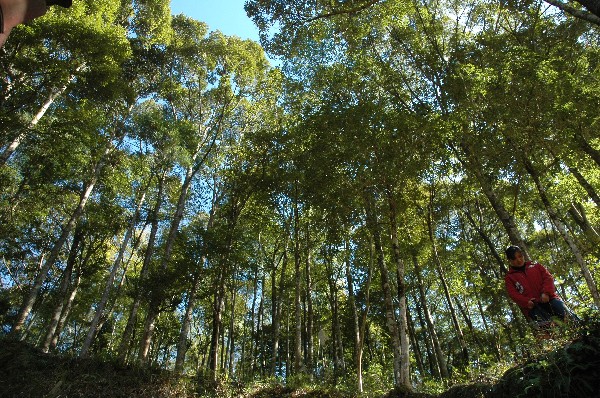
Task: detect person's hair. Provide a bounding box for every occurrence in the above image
[505,245,521,260]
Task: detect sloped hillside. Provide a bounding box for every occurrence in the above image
[1,326,599,398]
[385,324,600,398]
[0,340,194,398]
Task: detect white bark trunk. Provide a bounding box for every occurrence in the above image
[12,141,111,336]
[80,191,146,358]
[1,65,84,166]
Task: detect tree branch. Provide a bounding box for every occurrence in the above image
[543,0,600,25]
[304,0,386,23]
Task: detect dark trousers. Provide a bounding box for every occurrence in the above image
[529,298,567,323]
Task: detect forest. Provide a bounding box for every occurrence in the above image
[1,0,599,397]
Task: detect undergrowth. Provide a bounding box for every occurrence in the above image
[1,320,598,398]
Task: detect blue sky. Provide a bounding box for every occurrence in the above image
[169,0,260,42]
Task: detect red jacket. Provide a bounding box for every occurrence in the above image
[505,261,559,317]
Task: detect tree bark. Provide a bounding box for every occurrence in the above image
[49,266,82,352]
[543,0,600,25]
[80,191,146,358]
[406,303,425,377]
[0,65,84,166]
[304,224,314,378]
[138,159,203,363]
[463,206,507,275]
[174,189,218,373]
[476,299,502,361]
[455,298,484,354]
[568,167,600,208]
[293,190,303,374]
[359,236,374,389]
[11,140,113,336]
[452,142,530,260]
[415,298,440,378]
[139,118,223,363]
[247,260,261,378]
[386,190,411,388]
[227,274,238,377]
[427,196,469,365]
[41,226,83,353]
[568,202,600,249]
[574,130,600,168]
[345,239,363,393]
[118,171,165,363]
[208,265,226,377]
[271,247,287,376]
[257,271,266,376]
[363,188,403,387]
[47,245,91,352]
[520,154,600,308]
[174,268,202,374]
[326,253,345,384]
[412,252,449,379]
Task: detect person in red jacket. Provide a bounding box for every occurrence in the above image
[504,245,568,325]
[0,0,71,48]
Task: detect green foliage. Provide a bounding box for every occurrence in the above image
[2,0,600,397]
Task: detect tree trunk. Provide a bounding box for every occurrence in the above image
[209,194,245,379]
[304,224,314,378]
[520,154,600,308]
[271,249,287,376]
[455,298,484,354]
[452,142,530,260]
[293,191,303,375]
[49,267,82,352]
[208,266,226,378]
[175,190,218,373]
[406,302,426,377]
[463,206,507,275]
[568,202,600,249]
[0,65,84,166]
[412,252,449,378]
[257,271,266,376]
[415,298,439,378]
[574,130,600,168]
[12,141,112,336]
[174,270,202,374]
[94,230,144,346]
[138,162,201,363]
[80,191,146,358]
[326,255,345,384]
[118,172,165,363]
[358,236,374,390]
[227,274,238,377]
[247,261,261,378]
[363,188,402,387]
[568,167,600,208]
[139,122,226,363]
[47,246,91,352]
[386,190,411,388]
[427,198,469,365]
[545,146,600,208]
[41,226,83,353]
[477,299,502,361]
[345,237,371,393]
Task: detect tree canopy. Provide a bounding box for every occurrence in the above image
[1,0,599,396]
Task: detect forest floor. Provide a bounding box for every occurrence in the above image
[1,325,599,398]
